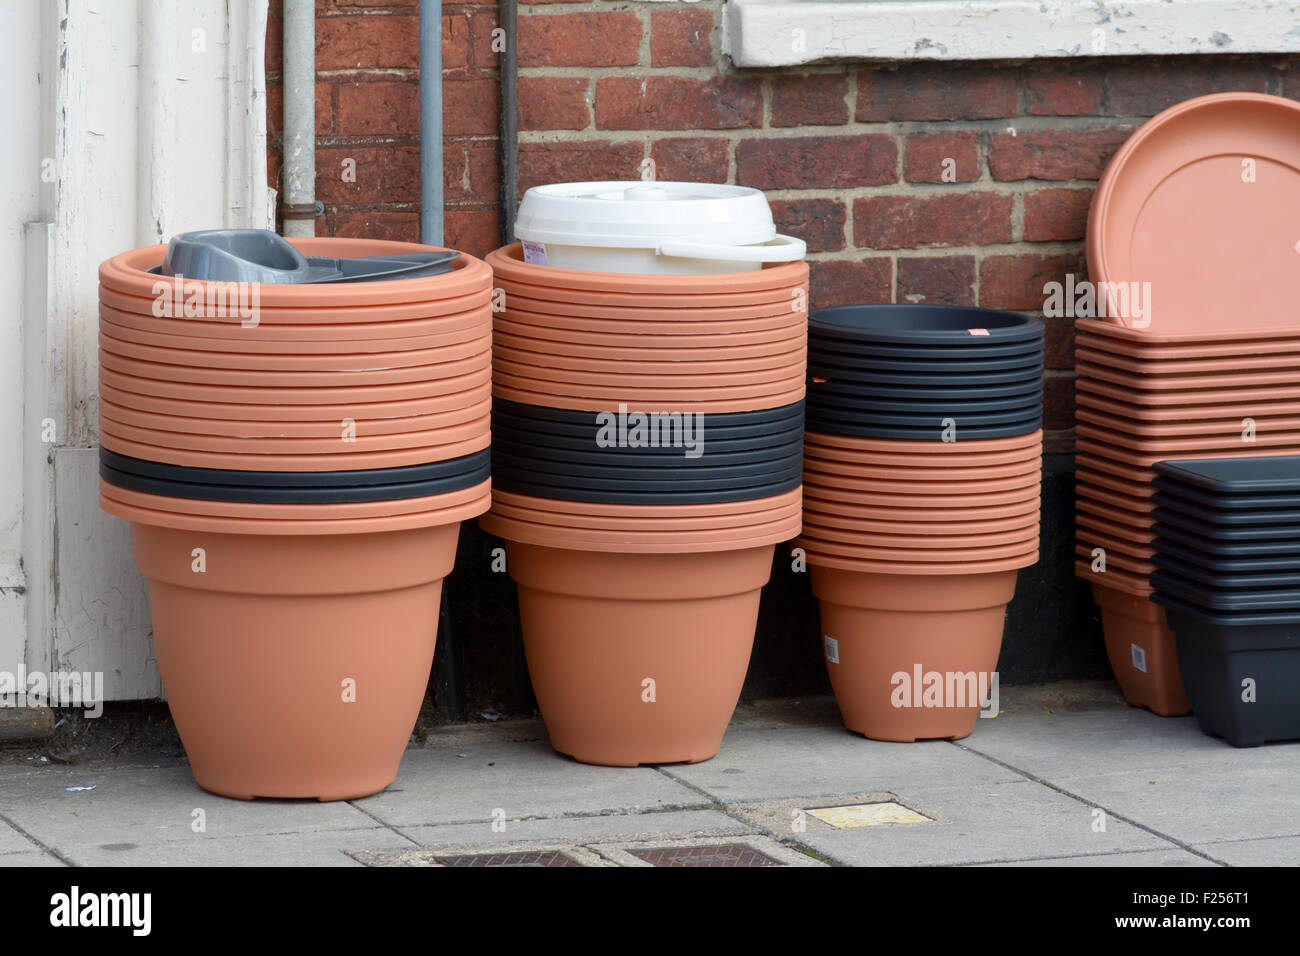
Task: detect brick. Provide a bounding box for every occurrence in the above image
[1105,61,1269,116]
[904,131,979,184]
[1023,188,1093,242]
[769,199,845,254]
[771,74,849,127]
[266,75,333,138]
[810,258,893,309]
[336,81,419,137]
[443,78,501,136]
[445,208,502,259]
[519,77,589,130]
[443,143,501,204]
[317,15,419,70]
[469,9,501,69]
[328,209,421,243]
[518,140,644,195]
[897,256,976,305]
[853,193,1013,250]
[1028,70,1103,116]
[596,75,763,131]
[651,9,713,68]
[323,0,417,10]
[858,68,1018,121]
[443,14,471,72]
[315,147,421,204]
[990,128,1132,182]
[1044,313,1075,370]
[265,7,282,73]
[1043,373,1076,431]
[979,252,1086,311]
[519,12,641,67]
[736,135,896,189]
[649,138,730,183]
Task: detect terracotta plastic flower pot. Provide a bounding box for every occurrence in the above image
[99,283,493,328]
[101,477,490,526]
[491,369,807,406]
[803,430,1042,453]
[811,566,1015,741]
[799,455,1040,482]
[501,541,773,765]
[1077,514,1153,548]
[491,274,804,310]
[1078,423,1300,454]
[493,354,804,387]
[1077,467,1150,499]
[806,548,1037,575]
[1075,338,1300,372]
[1076,406,1300,439]
[1075,480,1155,513]
[1077,389,1300,424]
[1086,93,1300,336]
[800,519,1038,551]
[101,394,490,438]
[499,293,805,323]
[488,243,809,296]
[124,518,458,799]
[802,467,1040,496]
[99,428,491,472]
[498,306,805,338]
[1074,541,1155,575]
[1076,376,1300,408]
[99,329,490,371]
[803,495,1038,523]
[99,410,489,454]
[1077,489,1154,524]
[802,509,1037,537]
[100,346,492,388]
[492,486,801,519]
[98,299,488,348]
[488,497,802,532]
[100,379,492,423]
[798,533,1037,563]
[481,510,801,553]
[1075,319,1300,355]
[1089,583,1190,716]
[804,484,1039,510]
[801,443,1040,469]
[1078,360,1300,392]
[492,381,806,416]
[494,323,806,359]
[101,238,494,308]
[493,343,805,377]
[101,364,492,405]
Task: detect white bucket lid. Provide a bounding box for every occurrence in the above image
[514,181,782,250]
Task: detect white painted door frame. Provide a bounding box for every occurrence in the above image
[6,0,272,702]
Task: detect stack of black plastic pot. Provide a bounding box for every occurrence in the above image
[1151,457,1300,747]
[797,304,1045,743]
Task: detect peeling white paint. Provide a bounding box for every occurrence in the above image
[724,0,1300,67]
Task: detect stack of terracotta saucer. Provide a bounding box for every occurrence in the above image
[798,304,1045,742]
[97,232,492,800]
[1076,92,1300,717]
[481,237,807,767]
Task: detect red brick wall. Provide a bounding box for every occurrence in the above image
[266,0,502,257]
[265,0,1300,451]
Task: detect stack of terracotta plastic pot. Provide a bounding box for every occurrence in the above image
[96,231,492,800]
[480,181,808,766]
[798,305,1045,742]
[1076,92,1300,717]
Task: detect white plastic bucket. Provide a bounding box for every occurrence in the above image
[513,182,807,275]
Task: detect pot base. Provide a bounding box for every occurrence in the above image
[1091,584,1191,717]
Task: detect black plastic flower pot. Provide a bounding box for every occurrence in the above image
[489,439,804,472]
[1154,523,1300,557]
[1152,569,1300,612]
[1152,491,1300,526]
[807,349,1044,374]
[806,379,1043,401]
[1154,507,1300,542]
[490,450,803,487]
[493,397,805,430]
[806,390,1042,416]
[99,455,490,504]
[1154,536,1300,574]
[489,419,806,456]
[810,304,1045,346]
[99,446,490,489]
[800,406,1040,428]
[1152,551,1300,590]
[490,471,803,505]
[805,363,1044,388]
[1153,456,1300,493]
[800,415,1043,441]
[1152,592,1300,746]
[806,336,1043,361]
[1153,476,1300,513]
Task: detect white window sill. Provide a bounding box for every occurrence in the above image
[723,0,1300,67]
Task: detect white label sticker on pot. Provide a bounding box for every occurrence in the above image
[1131,643,1147,673]
[521,240,548,265]
[824,635,840,665]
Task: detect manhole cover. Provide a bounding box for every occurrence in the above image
[628,843,785,867]
[805,801,933,829]
[433,850,584,867]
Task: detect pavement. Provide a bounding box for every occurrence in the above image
[1,683,1297,868]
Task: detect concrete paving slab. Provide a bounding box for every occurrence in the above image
[980,848,1217,867]
[662,725,1022,803]
[1192,835,1300,866]
[58,826,412,867]
[354,740,708,828]
[1048,766,1299,846]
[960,708,1300,778]
[0,765,384,851]
[0,851,66,867]
[790,780,1175,866]
[0,820,36,855]
[398,808,748,847]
